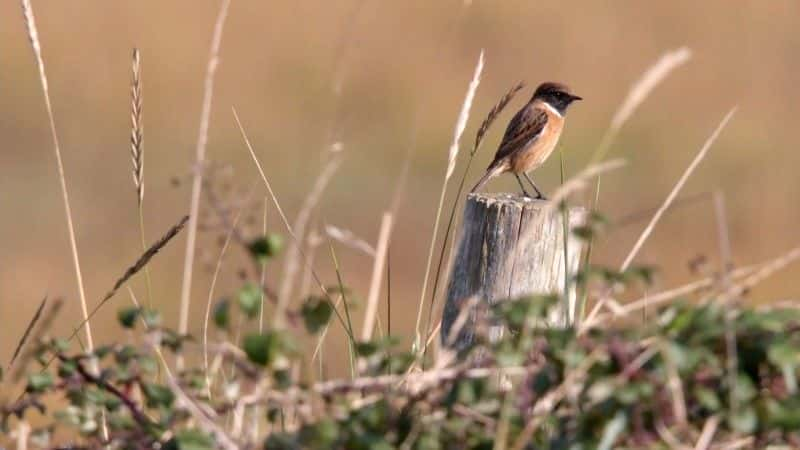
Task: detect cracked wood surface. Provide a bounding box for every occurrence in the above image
[442,193,585,348]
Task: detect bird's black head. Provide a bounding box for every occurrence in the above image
[532,82,582,115]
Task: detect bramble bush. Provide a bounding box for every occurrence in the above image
[3,229,800,449]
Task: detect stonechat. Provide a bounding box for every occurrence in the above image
[471,82,582,199]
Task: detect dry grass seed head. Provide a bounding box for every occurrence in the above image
[474,81,525,153]
[131,48,144,205]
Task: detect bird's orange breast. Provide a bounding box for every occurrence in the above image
[510,102,564,174]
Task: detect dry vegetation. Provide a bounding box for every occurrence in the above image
[3,1,800,449]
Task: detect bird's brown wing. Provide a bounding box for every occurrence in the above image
[489,106,549,167]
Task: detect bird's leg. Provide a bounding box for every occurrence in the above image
[514,174,532,198]
[523,173,546,200]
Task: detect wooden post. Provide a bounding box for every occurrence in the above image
[442,193,586,348]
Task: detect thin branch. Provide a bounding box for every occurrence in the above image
[60,354,152,430]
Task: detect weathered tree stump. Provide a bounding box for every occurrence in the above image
[442,193,586,348]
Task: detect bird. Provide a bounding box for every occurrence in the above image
[471,82,582,199]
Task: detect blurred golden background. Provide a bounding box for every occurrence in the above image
[2,1,799,362]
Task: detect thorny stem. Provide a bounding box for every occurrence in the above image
[58,354,153,431]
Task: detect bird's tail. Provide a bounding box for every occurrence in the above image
[470,164,502,194]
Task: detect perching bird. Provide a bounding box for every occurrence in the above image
[471,82,582,199]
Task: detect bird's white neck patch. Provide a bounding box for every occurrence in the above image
[542,101,563,118]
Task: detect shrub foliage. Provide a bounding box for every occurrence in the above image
[4,262,800,449]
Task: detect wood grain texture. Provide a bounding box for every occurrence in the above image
[442,193,585,348]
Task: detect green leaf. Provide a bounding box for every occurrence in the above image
[598,411,627,450]
[728,406,758,433]
[299,419,339,447]
[624,265,656,285]
[160,329,188,352]
[53,338,71,353]
[243,332,293,367]
[139,355,158,374]
[141,382,175,408]
[768,340,800,368]
[694,387,722,411]
[238,283,262,319]
[142,309,162,328]
[58,360,77,378]
[356,341,378,357]
[54,407,81,426]
[264,433,298,450]
[355,336,399,358]
[301,297,333,334]
[571,225,596,240]
[615,382,652,404]
[107,414,135,431]
[163,429,215,450]
[384,352,415,374]
[587,378,616,404]
[763,397,800,429]
[93,345,113,359]
[117,307,140,329]
[26,372,53,393]
[494,339,524,367]
[213,299,230,330]
[732,373,757,403]
[84,388,109,407]
[248,233,284,262]
[589,210,610,226]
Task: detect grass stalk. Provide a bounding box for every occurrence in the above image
[361,212,394,342]
[67,215,189,342]
[277,154,342,326]
[21,0,94,358]
[619,108,736,271]
[177,0,232,362]
[8,296,48,372]
[203,202,247,394]
[422,81,525,355]
[258,197,268,332]
[559,151,572,325]
[588,47,693,166]
[328,245,357,377]
[580,48,693,325]
[414,50,484,351]
[130,49,154,307]
[234,108,340,331]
